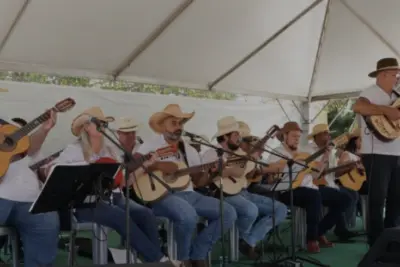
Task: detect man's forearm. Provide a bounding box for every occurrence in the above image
[353,98,387,116]
[28,128,49,156]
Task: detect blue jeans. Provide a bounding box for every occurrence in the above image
[151,190,237,260]
[339,186,359,226]
[75,201,165,262]
[113,193,160,249]
[0,198,59,267]
[225,190,288,246]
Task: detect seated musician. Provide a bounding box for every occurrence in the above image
[48,107,172,264]
[337,127,363,229]
[202,117,287,260]
[267,121,349,253]
[0,111,60,266]
[305,124,358,241]
[136,104,237,267]
[112,117,161,250]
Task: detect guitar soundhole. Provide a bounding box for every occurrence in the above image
[4,137,14,146]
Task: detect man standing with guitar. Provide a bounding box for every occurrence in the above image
[352,57,400,247]
[0,111,60,266]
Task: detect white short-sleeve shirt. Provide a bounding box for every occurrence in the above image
[358,84,400,156]
[137,135,202,192]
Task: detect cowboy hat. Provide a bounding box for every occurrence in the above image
[276,121,302,142]
[71,106,114,136]
[212,116,240,140]
[307,123,331,140]
[149,104,194,134]
[115,117,141,132]
[238,121,260,143]
[368,58,400,78]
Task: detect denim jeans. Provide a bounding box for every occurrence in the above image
[113,193,160,249]
[75,201,165,262]
[0,198,59,267]
[151,190,237,260]
[338,186,359,227]
[225,189,288,246]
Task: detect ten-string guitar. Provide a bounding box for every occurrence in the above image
[0,98,75,180]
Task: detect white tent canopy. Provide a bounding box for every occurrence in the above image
[0,0,397,101]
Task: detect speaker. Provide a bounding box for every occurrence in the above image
[358,227,400,267]
[79,263,175,267]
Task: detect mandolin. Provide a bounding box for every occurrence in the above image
[0,98,75,180]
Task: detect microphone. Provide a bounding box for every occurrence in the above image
[182,131,201,139]
[137,136,144,144]
[89,116,108,128]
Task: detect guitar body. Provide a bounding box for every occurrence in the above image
[133,161,190,202]
[212,176,244,196]
[0,124,30,179]
[365,98,400,142]
[339,167,366,191]
[313,174,328,186]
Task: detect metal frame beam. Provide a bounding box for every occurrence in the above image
[111,0,194,79]
[0,0,31,55]
[311,91,360,101]
[207,0,324,90]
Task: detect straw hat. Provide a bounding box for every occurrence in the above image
[0,88,8,92]
[115,117,140,132]
[276,121,302,142]
[368,58,400,78]
[238,121,251,137]
[71,106,114,136]
[308,123,331,140]
[349,127,361,139]
[212,116,240,140]
[149,104,194,134]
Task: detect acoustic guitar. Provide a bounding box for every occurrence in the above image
[0,98,75,180]
[271,134,349,191]
[133,160,218,202]
[364,97,400,142]
[313,161,358,186]
[338,165,366,191]
[30,150,63,183]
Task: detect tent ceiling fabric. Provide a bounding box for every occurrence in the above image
[0,0,398,100]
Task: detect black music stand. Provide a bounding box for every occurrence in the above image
[29,164,119,266]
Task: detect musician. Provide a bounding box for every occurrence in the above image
[337,127,362,227]
[0,111,59,266]
[352,57,400,247]
[136,104,237,267]
[112,117,160,250]
[202,117,287,260]
[49,107,173,264]
[267,122,349,253]
[305,124,358,241]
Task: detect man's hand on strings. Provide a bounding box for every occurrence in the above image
[143,152,158,168]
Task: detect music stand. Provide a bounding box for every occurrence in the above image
[30,163,119,266]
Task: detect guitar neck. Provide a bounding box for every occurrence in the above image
[305,148,326,164]
[174,161,217,177]
[29,149,63,171]
[321,161,356,176]
[10,108,54,141]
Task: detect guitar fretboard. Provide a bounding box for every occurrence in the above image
[29,149,63,171]
[10,109,54,141]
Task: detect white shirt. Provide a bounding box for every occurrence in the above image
[267,145,318,190]
[0,152,44,202]
[358,84,400,156]
[137,135,202,192]
[303,143,339,189]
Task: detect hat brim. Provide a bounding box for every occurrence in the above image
[117,125,140,133]
[71,114,114,136]
[307,130,332,140]
[212,126,240,140]
[149,111,194,134]
[368,66,400,78]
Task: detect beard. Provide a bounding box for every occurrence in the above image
[227,141,240,151]
[165,130,182,141]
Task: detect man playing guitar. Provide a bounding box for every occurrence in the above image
[136,104,237,267]
[305,124,358,241]
[202,117,287,260]
[0,111,60,266]
[267,122,349,253]
[352,57,400,247]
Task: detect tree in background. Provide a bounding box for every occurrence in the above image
[326,99,355,139]
[0,71,236,101]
